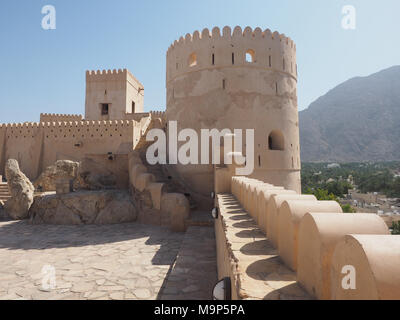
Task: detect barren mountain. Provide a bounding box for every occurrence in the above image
[299,66,400,162]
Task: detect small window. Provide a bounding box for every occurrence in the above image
[245,49,255,63]
[101,103,109,115]
[232,52,235,65]
[188,52,197,67]
[131,101,136,113]
[212,53,215,65]
[269,55,272,67]
[222,79,226,90]
[268,130,284,151]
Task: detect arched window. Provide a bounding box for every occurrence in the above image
[245,49,255,63]
[268,130,285,151]
[188,52,197,67]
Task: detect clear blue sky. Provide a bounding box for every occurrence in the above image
[1,0,399,123]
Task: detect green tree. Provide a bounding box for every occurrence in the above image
[392,221,400,235]
[341,204,356,213]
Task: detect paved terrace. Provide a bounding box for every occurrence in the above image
[0,221,216,300]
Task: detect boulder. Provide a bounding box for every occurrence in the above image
[4,159,35,219]
[34,160,79,192]
[29,190,138,225]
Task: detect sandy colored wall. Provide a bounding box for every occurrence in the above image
[82,153,129,189]
[85,69,144,121]
[166,26,301,195]
[40,113,83,122]
[0,120,139,181]
[0,123,44,179]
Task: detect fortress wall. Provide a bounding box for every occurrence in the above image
[40,120,135,171]
[40,113,83,122]
[166,26,300,194]
[0,123,44,179]
[0,120,137,180]
[224,176,400,300]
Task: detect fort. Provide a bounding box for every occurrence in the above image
[0,26,399,300]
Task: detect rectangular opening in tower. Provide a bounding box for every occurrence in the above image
[101,103,109,115]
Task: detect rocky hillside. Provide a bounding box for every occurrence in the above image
[299,66,400,162]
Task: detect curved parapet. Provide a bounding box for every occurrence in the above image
[266,194,317,248]
[278,200,342,271]
[257,189,296,234]
[297,213,390,300]
[330,235,400,300]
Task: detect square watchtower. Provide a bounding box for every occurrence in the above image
[85,69,144,120]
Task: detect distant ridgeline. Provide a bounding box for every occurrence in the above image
[300,66,400,162]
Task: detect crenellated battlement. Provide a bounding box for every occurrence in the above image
[40,113,83,122]
[86,68,128,77]
[166,26,297,82]
[86,68,144,88]
[0,119,138,141]
[167,26,296,51]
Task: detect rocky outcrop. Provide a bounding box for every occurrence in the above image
[34,160,79,192]
[4,159,35,220]
[29,190,138,225]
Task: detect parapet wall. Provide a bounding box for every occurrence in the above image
[40,113,83,122]
[86,68,144,89]
[215,176,400,300]
[0,118,147,180]
[167,26,297,83]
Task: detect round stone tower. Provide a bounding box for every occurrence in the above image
[166,26,301,195]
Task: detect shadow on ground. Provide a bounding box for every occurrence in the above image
[0,220,184,266]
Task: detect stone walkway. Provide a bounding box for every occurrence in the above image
[160,226,217,300]
[0,221,184,300]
